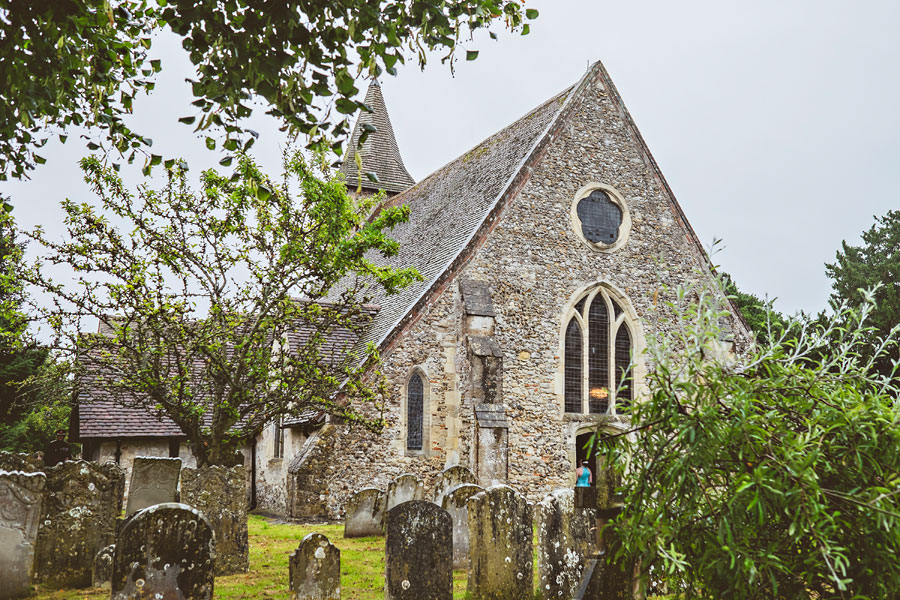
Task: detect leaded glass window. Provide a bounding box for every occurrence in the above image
[564,319,583,413]
[563,286,635,414]
[576,190,622,244]
[407,373,424,450]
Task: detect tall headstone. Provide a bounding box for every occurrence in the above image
[181,465,249,575]
[344,487,386,538]
[92,544,115,589]
[111,503,215,600]
[385,473,424,513]
[536,489,596,600]
[431,465,477,505]
[385,501,452,600]
[0,471,45,599]
[467,485,533,600]
[289,532,340,600]
[440,483,484,569]
[33,459,125,587]
[125,456,181,516]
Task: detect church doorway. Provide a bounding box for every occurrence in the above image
[575,430,598,487]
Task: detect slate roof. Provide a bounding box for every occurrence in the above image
[338,83,575,352]
[77,303,379,439]
[340,80,416,194]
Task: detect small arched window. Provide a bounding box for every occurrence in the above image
[563,286,634,414]
[406,373,424,451]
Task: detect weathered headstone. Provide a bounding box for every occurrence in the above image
[467,485,533,600]
[385,500,452,600]
[440,483,483,569]
[343,487,386,538]
[431,465,477,505]
[181,465,249,575]
[288,532,340,600]
[92,544,115,589]
[0,470,45,599]
[536,489,597,600]
[385,473,424,513]
[111,502,215,600]
[125,456,181,516]
[33,459,125,587]
[0,451,43,473]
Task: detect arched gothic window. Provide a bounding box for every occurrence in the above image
[563,287,634,414]
[406,373,424,450]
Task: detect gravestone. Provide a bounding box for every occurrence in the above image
[440,483,483,569]
[467,485,533,600]
[385,501,452,600]
[33,459,125,587]
[385,473,424,513]
[92,544,115,589]
[288,532,340,600]
[344,487,386,538]
[0,471,46,599]
[111,503,215,600]
[0,451,43,473]
[431,465,477,505]
[536,489,596,600]
[181,465,249,575]
[125,456,181,516]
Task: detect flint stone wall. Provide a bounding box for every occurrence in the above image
[287,425,339,520]
[385,501,452,600]
[344,487,385,538]
[125,456,181,516]
[467,485,533,600]
[431,465,476,505]
[181,465,249,575]
[289,532,340,600]
[111,502,215,600]
[0,470,45,599]
[33,460,125,588]
[385,473,424,513]
[536,488,596,599]
[440,483,483,569]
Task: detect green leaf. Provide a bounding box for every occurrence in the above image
[205,137,216,150]
[178,116,196,125]
[525,8,539,19]
[219,156,233,167]
[466,50,479,61]
[335,98,358,114]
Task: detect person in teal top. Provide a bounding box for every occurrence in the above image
[575,460,593,487]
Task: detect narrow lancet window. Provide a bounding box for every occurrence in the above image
[588,298,610,414]
[407,373,424,450]
[564,319,583,413]
[615,326,632,411]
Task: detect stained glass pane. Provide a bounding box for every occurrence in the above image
[576,190,622,244]
[407,373,423,450]
[564,319,583,413]
[588,297,610,414]
[615,326,632,412]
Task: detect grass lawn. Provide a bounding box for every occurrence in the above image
[34,513,535,599]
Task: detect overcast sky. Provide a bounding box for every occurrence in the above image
[3,0,899,318]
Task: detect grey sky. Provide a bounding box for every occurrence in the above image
[3,0,899,318]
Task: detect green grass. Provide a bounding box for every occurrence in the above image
[33,514,514,599]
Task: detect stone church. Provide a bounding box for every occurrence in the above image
[74,60,751,518]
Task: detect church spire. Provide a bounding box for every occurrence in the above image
[340,80,415,196]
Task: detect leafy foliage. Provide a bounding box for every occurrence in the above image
[0,0,539,180]
[604,283,900,599]
[826,209,900,379]
[23,152,420,465]
[720,271,790,345]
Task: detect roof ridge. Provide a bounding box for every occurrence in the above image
[373,67,596,350]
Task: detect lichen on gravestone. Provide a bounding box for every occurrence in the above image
[289,532,340,600]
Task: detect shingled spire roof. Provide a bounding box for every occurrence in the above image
[340,80,416,195]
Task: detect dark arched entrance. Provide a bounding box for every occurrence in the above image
[575,430,599,487]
